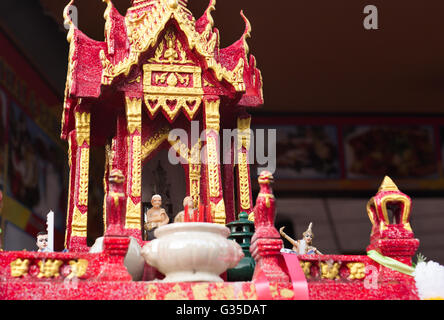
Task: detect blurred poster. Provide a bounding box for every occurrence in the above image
[441,127,444,171]
[7,100,66,229]
[0,28,69,246]
[0,89,6,188]
[344,125,438,179]
[256,125,341,179]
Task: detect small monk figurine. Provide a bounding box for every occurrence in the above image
[174,196,196,223]
[280,223,322,255]
[144,195,170,241]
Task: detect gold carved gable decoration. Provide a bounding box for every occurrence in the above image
[99,0,246,93]
[143,28,203,122]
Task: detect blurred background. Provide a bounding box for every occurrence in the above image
[0,0,443,263]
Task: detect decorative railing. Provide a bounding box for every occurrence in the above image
[0,251,105,282]
[295,254,375,282]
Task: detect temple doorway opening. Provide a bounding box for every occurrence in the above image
[142,148,186,235]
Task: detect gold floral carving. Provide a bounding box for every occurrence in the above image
[208,283,236,300]
[68,259,89,279]
[143,63,203,121]
[204,99,220,132]
[154,72,190,87]
[280,288,295,299]
[126,126,143,199]
[269,283,279,299]
[10,259,30,278]
[126,199,142,230]
[149,28,193,65]
[141,128,171,161]
[238,153,251,211]
[72,206,87,237]
[128,0,156,12]
[37,259,64,279]
[144,95,202,121]
[207,58,245,92]
[204,99,222,202]
[75,112,90,146]
[236,284,257,300]
[78,147,90,207]
[164,284,189,300]
[211,199,226,225]
[191,284,210,300]
[125,97,142,135]
[207,136,220,198]
[237,117,251,149]
[189,142,202,207]
[347,262,366,280]
[131,135,142,197]
[320,262,340,280]
[237,117,252,211]
[144,283,160,300]
[300,261,312,279]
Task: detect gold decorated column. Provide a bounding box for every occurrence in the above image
[189,141,202,208]
[203,97,226,225]
[125,97,143,241]
[64,130,76,249]
[66,110,91,252]
[237,116,254,221]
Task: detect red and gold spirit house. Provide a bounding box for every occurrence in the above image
[61,0,263,251]
[0,0,424,301]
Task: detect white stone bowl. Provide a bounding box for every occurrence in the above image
[141,223,244,283]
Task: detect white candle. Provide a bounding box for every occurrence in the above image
[47,211,54,252]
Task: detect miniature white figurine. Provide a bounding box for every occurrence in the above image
[144,195,170,240]
[280,223,322,255]
[174,196,196,223]
[36,231,51,252]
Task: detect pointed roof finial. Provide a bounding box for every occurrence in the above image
[378,176,399,192]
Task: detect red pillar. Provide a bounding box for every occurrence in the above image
[250,171,289,283]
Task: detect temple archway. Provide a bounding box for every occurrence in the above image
[142,147,186,227]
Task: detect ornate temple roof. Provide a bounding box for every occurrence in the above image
[61,0,263,139]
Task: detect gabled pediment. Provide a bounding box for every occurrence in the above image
[61,0,264,138]
[142,26,203,122]
[100,0,249,93]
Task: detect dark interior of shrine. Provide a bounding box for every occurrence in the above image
[0,0,443,264]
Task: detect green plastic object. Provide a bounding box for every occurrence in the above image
[226,212,256,282]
